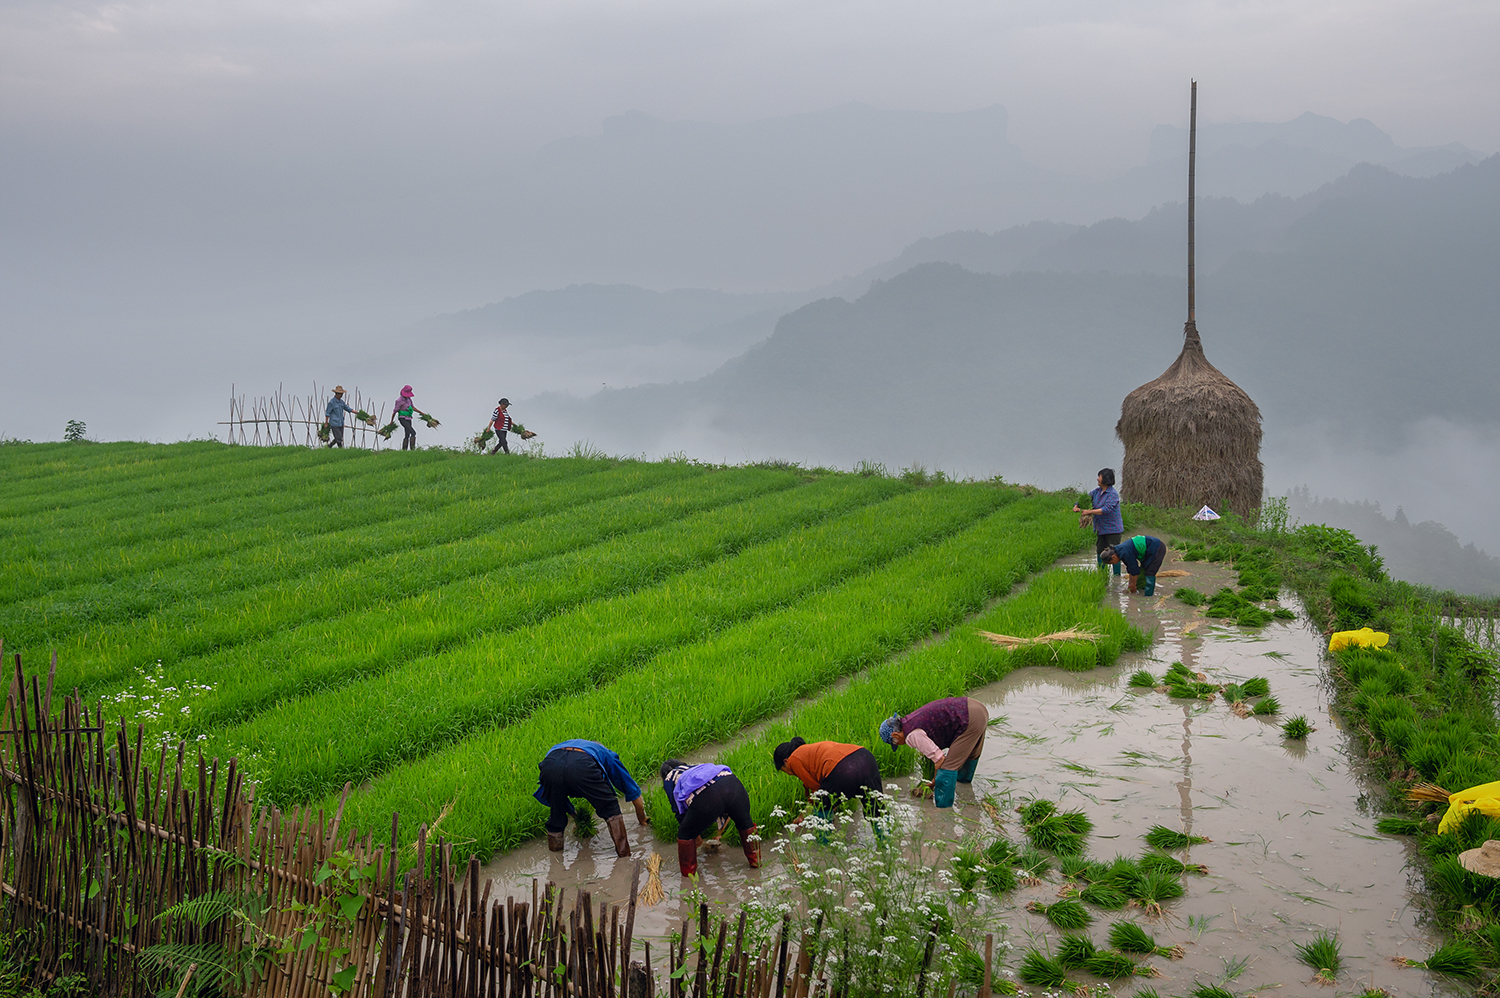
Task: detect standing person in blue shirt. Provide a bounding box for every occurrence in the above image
[1074,468,1124,575]
[324,386,356,448]
[534,740,650,857]
[1100,535,1167,596]
[659,760,761,877]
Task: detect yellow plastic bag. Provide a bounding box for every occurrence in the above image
[1328,628,1389,653]
[1439,782,1500,835]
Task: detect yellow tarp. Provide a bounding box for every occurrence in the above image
[1439,782,1500,834]
[1328,627,1389,653]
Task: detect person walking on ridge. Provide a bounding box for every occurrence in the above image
[659,760,760,876]
[1074,467,1124,575]
[324,386,355,448]
[393,385,427,451]
[534,739,649,857]
[879,696,989,809]
[489,398,513,455]
[1099,535,1167,596]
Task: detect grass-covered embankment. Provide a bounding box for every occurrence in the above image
[1131,502,1500,985]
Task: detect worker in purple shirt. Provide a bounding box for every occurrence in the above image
[660,759,760,877]
[878,696,989,808]
[1073,467,1124,575]
[533,739,650,856]
[1100,535,1167,596]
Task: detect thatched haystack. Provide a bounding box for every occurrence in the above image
[1116,319,1262,517]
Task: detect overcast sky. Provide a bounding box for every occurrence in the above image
[4,0,1496,176]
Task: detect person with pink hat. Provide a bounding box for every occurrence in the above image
[392,385,429,451]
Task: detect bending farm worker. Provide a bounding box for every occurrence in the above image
[1073,467,1124,575]
[660,760,760,876]
[773,737,883,821]
[1099,535,1167,596]
[393,385,429,451]
[489,398,513,455]
[533,739,649,857]
[879,696,989,808]
[324,386,355,449]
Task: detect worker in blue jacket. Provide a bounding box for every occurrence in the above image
[1100,535,1167,596]
[534,740,650,856]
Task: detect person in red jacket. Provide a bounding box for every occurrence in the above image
[489,398,514,455]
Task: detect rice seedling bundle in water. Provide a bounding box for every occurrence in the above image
[1138,851,1207,876]
[1084,951,1138,979]
[1251,695,1281,716]
[1128,669,1158,688]
[1059,855,1100,879]
[1175,586,1207,606]
[1107,921,1183,959]
[1241,676,1270,697]
[1056,934,1097,968]
[1019,798,1057,824]
[952,848,985,891]
[1235,606,1273,627]
[984,862,1018,894]
[1419,940,1480,978]
[1144,825,1210,850]
[1374,816,1420,835]
[1078,881,1129,909]
[1294,931,1341,981]
[1018,950,1067,987]
[1281,714,1313,739]
[1189,986,1239,998]
[1027,899,1091,929]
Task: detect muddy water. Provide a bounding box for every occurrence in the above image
[477,552,1460,996]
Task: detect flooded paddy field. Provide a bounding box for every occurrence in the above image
[479,553,1462,996]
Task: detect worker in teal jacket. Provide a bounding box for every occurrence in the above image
[1100,535,1167,595]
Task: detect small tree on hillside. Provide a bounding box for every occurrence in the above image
[64,419,87,442]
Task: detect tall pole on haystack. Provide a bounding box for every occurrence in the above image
[1115,81,1264,518]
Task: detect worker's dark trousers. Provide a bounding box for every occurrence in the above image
[489,431,510,455]
[1096,533,1122,575]
[399,418,416,450]
[328,426,345,448]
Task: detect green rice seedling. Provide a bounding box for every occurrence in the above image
[1205,588,1248,618]
[1126,870,1185,915]
[952,848,986,891]
[1107,921,1182,958]
[1059,855,1095,878]
[1240,677,1270,697]
[1055,810,1093,834]
[983,837,1021,866]
[1175,586,1207,606]
[1078,882,1129,909]
[1220,682,1243,702]
[1019,798,1057,824]
[1374,816,1420,835]
[1281,715,1313,739]
[1272,607,1295,620]
[1128,669,1159,688]
[1101,854,1143,885]
[1015,846,1052,878]
[1017,950,1067,988]
[1083,951,1137,979]
[572,800,598,838]
[1056,933,1097,969]
[1027,899,1091,930]
[1419,940,1480,978]
[952,940,986,990]
[1137,852,1207,876]
[1188,986,1239,998]
[1144,825,1209,850]
[1294,931,1341,982]
[1168,682,1218,700]
[1235,606,1273,627]
[983,862,1018,894]
[1251,695,1282,716]
[1166,661,1194,679]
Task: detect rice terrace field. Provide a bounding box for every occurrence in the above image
[0,441,1144,858]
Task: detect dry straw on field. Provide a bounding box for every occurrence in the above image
[977,627,1099,649]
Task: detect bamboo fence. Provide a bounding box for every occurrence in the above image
[0,651,992,997]
[220,384,388,449]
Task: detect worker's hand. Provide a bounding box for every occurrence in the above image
[634,798,650,826]
[1072,505,1081,513]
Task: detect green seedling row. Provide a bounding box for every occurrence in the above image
[102,474,908,735]
[332,493,1088,854]
[34,463,769,688]
[224,484,1011,802]
[695,567,1151,836]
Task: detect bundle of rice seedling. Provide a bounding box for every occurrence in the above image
[1084,951,1139,979]
[1018,950,1067,987]
[1235,606,1273,627]
[1251,695,1281,717]
[1281,715,1313,739]
[1272,608,1296,620]
[1102,855,1143,884]
[1419,940,1480,978]
[317,423,331,442]
[1019,799,1057,824]
[1027,899,1091,929]
[1024,803,1092,856]
[638,852,665,906]
[983,837,1021,866]
[355,409,375,425]
[420,412,441,429]
[1175,586,1208,606]
[953,940,987,989]
[1128,669,1159,689]
[1188,985,1239,998]
[1240,677,1270,697]
[1220,682,1243,702]
[1056,933,1097,969]
[1143,825,1210,850]
[952,848,986,891]
[572,800,598,838]
[1166,661,1206,681]
[474,428,495,448]
[1168,681,1218,700]
[376,421,398,439]
[984,862,1018,894]
[1374,816,1420,835]
[511,422,538,440]
[1294,931,1342,983]
[1127,870,1185,916]
[1137,852,1207,876]
[1059,855,1100,879]
[1107,921,1183,959]
[1079,882,1129,909]
[978,626,1100,649]
[1205,588,1249,617]
[1016,845,1052,879]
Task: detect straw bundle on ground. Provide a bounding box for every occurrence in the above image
[638,852,665,905]
[977,627,1099,648]
[1116,320,1263,518]
[1156,569,1192,578]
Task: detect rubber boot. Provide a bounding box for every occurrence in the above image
[1142,575,1157,596]
[677,838,698,876]
[932,769,958,809]
[742,829,761,869]
[546,830,565,852]
[955,756,979,785]
[606,814,630,858]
